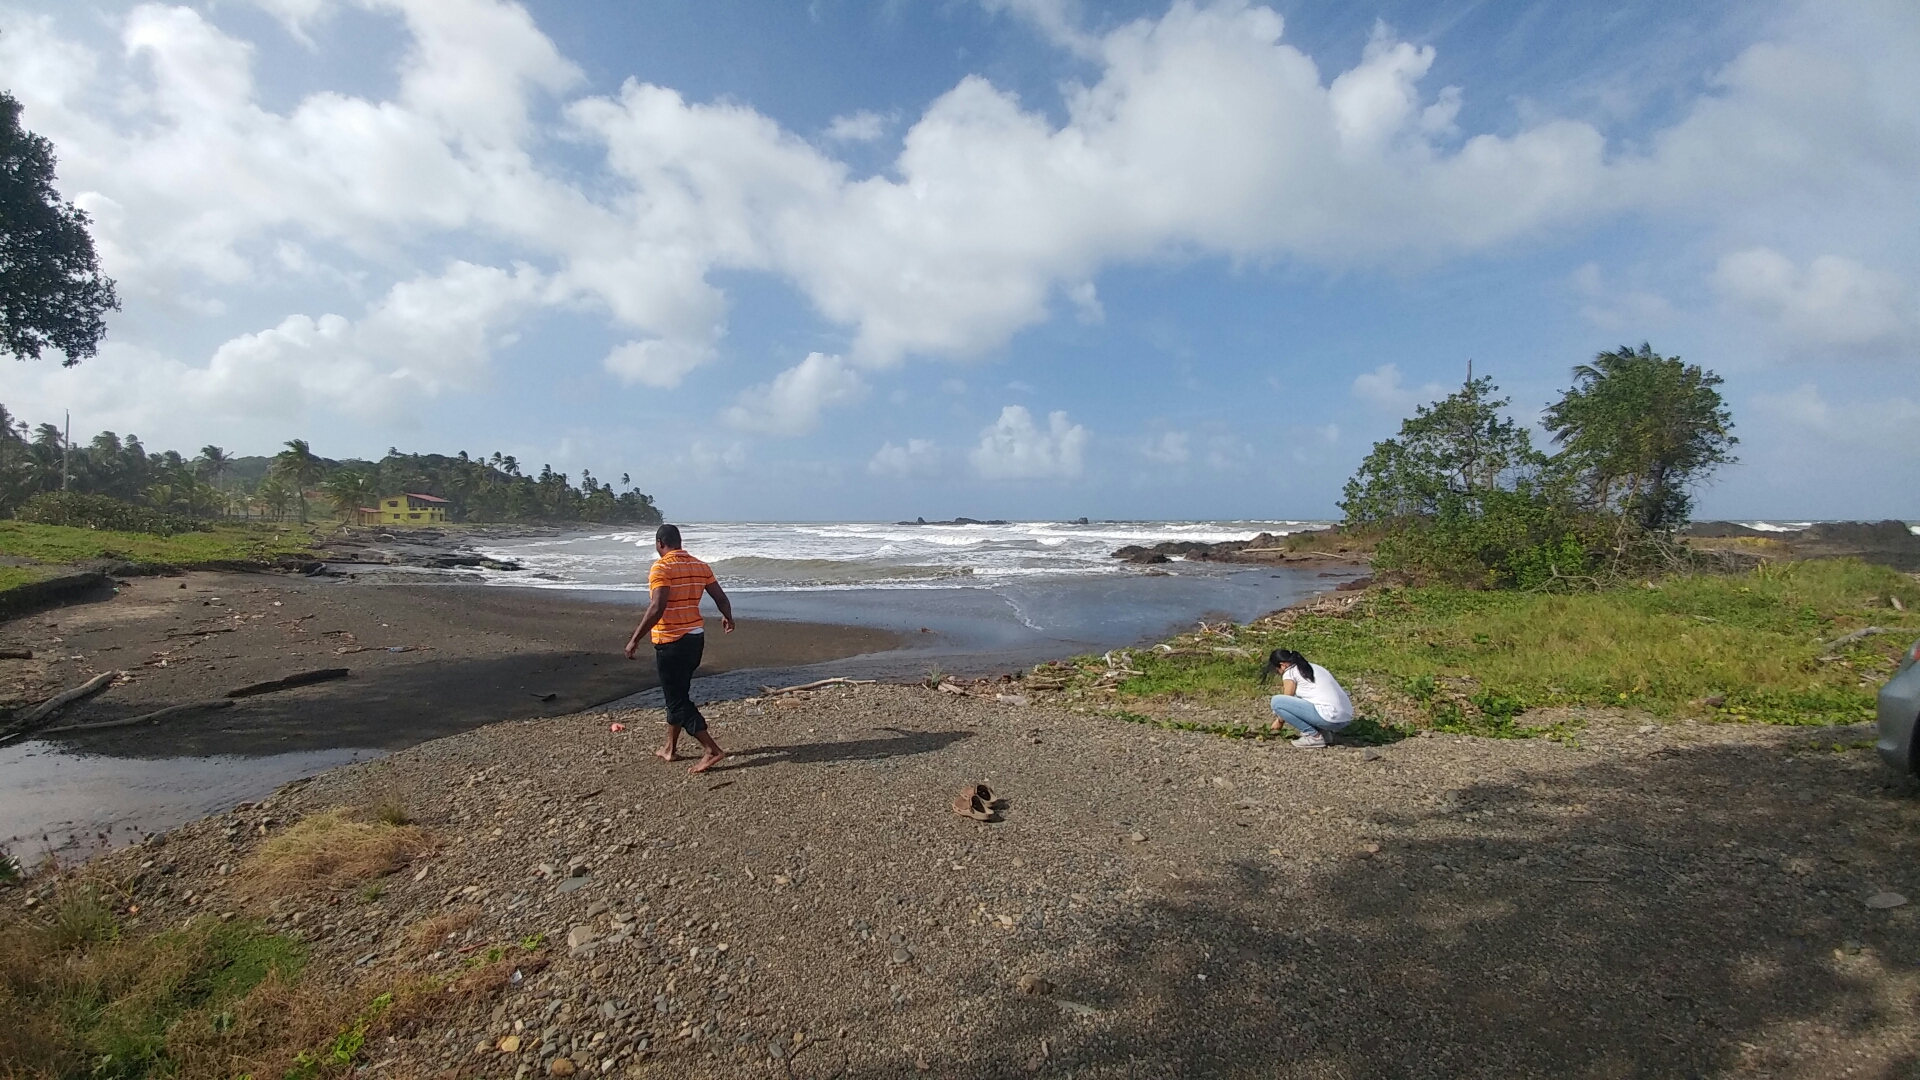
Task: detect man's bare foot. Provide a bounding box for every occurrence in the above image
[655,747,678,763]
[689,750,727,774]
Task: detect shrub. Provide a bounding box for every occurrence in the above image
[15,491,210,536]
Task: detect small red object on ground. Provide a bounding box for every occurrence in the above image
[609,722,626,733]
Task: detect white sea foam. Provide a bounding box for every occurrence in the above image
[474,519,1328,592]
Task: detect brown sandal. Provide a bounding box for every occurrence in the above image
[951,793,997,822]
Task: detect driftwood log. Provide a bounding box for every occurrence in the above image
[761,676,876,696]
[0,670,121,743]
[226,668,350,698]
[39,699,234,735]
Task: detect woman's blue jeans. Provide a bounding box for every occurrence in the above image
[1270,695,1345,735]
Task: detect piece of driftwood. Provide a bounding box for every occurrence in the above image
[1823,626,1889,651]
[0,671,121,742]
[0,648,31,660]
[39,699,234,734]
[226,668,350,698]
[761,676,876,696]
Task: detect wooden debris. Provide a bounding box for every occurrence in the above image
[39,699,234,734]
[225,668,351,698]
[761,676,877,696]
[0,670,121,742]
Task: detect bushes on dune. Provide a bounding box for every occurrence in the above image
[15,491,211,536]
[1342,344,1737,589]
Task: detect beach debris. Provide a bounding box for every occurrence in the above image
[1823,626,1889,651]
[1128,832,1148,843]
[1054,998,1104,1017]
[1893,596,1906,612]
[225,668,350,698]
[951,790,999,822]
[0,648,31,659]
[530,691,557,701]
[762,676,876,696]
[0,670,122,742]
[1865,891,1908,909]
[608,722,626,733]
[38,699,233,735]
[995,693,1030,706]
[937,681,967,695]
[1016,973,1054,996]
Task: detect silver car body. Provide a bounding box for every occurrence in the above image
[1876,638,1920,773]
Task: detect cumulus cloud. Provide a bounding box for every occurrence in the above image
[868,438,941,478]
[725,353,868,436]
[1713,248,1920,357]
[1350,363,1445,413]
[603,339,717,388]
[5,0,1918,441]
[971,405,1088,480]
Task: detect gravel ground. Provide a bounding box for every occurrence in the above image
[65,682,1920,1079]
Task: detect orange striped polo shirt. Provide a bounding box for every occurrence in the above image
[648,547,717,644]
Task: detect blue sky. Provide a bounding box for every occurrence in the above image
[1,0,1915,521]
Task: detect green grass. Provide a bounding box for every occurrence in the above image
[0,564,58,592]
[0,888,310,1079]
[1074,559,1919,736]
[0,520,315,572]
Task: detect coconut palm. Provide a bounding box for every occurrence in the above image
[195,445,232,494]
[319,469,375,523]
[270,439,325,522]
[255,477,293,521]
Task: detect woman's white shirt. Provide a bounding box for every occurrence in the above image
[1285,663,1354,726]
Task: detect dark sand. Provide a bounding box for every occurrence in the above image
[0,571,904,759]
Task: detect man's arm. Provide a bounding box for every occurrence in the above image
[625,586,670,658]
[704,580,735,632]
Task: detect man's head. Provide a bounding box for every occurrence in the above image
[655,523,682,552]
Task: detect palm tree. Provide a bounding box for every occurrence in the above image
[255,477,293,521]
[196,444,232,493]
[319,469,374,523]
[270,439,325,522]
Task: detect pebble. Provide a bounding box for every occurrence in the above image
[548,1057,576,1076]
[1016,973,1054,996]
[567,925,596,950]
[892,947,912,964]
[1865,891,1908,909]
[558,876,589,894]
[1129,832,1147,843]
[1361,748,1383,762]
[497,1035,522,1053]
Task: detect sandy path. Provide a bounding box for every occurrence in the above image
[79,682,1920,1079]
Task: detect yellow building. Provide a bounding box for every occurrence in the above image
[364,493,449,525]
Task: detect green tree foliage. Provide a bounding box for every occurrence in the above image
[1341,348,1736,589]
[0,92,119,364]
[270,439,325,522]
[1543,343,1737,532]
[0,402,663,526]
[1340,376,1545,525]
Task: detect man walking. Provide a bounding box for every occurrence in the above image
[624,523,734,774]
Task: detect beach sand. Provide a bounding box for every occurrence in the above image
[0,570,904,758]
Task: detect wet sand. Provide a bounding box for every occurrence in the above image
[0,571,904,759]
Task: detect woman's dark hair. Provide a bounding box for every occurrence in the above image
[1259,648,1315,684]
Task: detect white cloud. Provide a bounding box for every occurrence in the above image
[1350,363,1445,413]
[6,0,1918,444]
[868,438,940,478]
[1140,430,1190,464]
[603,339,717,388]
[1713,248,1920,357]
[725,353,868,436]
[824,110,890,142]
[1752,383,1920,454]
[971,405,1087,480]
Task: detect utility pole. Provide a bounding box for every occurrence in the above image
[1466,358,1473,386]
[62,410,70,491]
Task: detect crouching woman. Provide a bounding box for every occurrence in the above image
[1261,649,1354,749]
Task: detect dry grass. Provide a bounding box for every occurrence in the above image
[403,909,478,956]
[242,808,432,898]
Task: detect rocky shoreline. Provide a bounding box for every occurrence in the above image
[1111,529,1363,568]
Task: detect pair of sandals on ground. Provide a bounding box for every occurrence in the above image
[1261,648,1354,750]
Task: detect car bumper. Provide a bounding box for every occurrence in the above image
[1877,663,1920,773]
